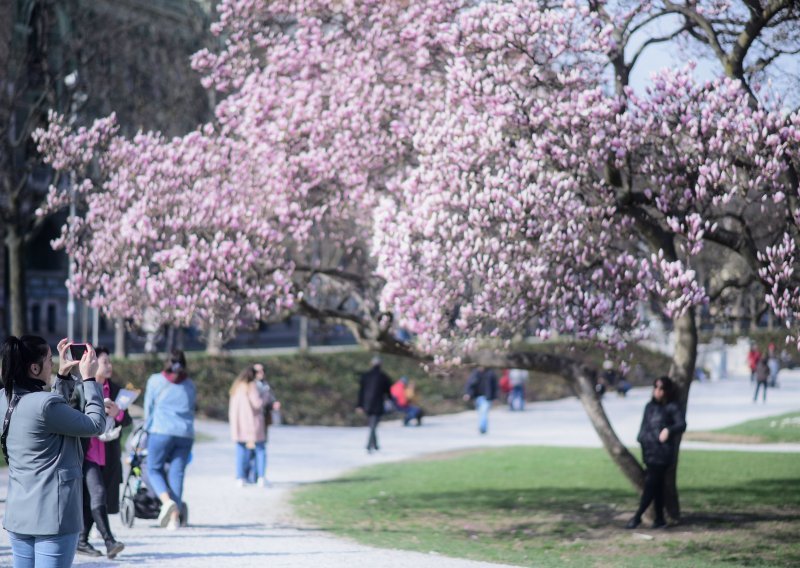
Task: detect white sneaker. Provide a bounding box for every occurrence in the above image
[158,500,178,528]
[256,477,270,488]
[236,478,246,487]
[166,517,180,531]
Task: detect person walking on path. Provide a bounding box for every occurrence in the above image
[252,363,281,484]
[463,367,498,434]
[754,357,770,403]
[747,343,761,383]
[356,356,393,453]
[626,376,686,530]
[69,346,131,559]
[144,349,196,530]
[229,365,270,487]
[767,343,781,388]
[508,369,529,411]
[1,337,106,568]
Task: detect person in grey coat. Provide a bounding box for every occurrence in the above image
[0,336,106,568]
[626,376,686,530]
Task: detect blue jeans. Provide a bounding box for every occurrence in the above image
[476,396,491,434]
[147,433,193,505]
[7,531,79,568]
[509,385,525,411]
[236,442,266,482]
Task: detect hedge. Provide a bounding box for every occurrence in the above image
[108,344,671,427]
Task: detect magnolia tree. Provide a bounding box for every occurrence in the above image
[35,0,462,345]
[36,0,800,520]
[375,0,800,519]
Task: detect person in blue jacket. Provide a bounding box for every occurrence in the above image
[144,349,196,530]
[1,336,106,568]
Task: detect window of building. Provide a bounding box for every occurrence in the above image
[31,304,41,333]
[47,304,57,334]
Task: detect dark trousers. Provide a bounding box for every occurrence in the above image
[367,414,381,451]
[754,381,767,402]
[82,461,116,544]
[635,463,669,522]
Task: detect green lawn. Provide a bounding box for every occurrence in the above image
[686,411,800,443]
[293,446,800,567]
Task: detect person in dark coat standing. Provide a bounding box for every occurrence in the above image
[626,376,686,530]
[356,356,393,453]
[463,367,498,434]
[70,346,132,558]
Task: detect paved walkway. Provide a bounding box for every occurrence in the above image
[0,371,798,567]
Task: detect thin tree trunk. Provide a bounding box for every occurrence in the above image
[565,366,645,489]
[206,321,223,355]
[114,318,126,358]
[665,307,697,522]
[298,316,309,353]
[6,227,27,337]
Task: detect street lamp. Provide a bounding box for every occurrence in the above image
[64,70,80,340]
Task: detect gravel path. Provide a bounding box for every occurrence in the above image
[0,371,798,567]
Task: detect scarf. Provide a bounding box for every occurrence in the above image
[162,371,187,384]
[13,376,47,394]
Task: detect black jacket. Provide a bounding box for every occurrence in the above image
[69,379,132,513]
[357,366,393,416]
[637,400,686,466]
[465,369,498,401]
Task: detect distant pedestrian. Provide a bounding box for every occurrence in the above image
[390,376,423,426]
[766,343,780,388]
[144,349,196,530]
[626,376,686,530]
[253,363,280,483]
[746,343,761,383]
[356,356,393,453]
[753,358,769,403]
[463,367,498,434]
[508,369,528,411]
[229,365,271,487]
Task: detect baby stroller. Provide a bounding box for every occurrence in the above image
[120,422,188,528]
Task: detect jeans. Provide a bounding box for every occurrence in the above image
[7,531,80,568]
[147,433,193,505]
[367,414,381,451]
[754,381,768,402]
[509,385,525,411]
[476,396,491,434]
[236,442,266,481]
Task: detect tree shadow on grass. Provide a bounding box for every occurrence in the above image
[356,478,800,541]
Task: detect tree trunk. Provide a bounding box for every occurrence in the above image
[114,318,126,358]
[565,365,645,489]
[205,321,223,355]
[298,316,309,353]
[665,307,697,522]
[6,227,27,337]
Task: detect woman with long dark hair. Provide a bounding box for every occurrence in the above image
[626,376,686,529]
[0,336,106,567]
[143,349,196,530]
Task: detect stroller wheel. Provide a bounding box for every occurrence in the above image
[179,502,189,527]
[120,495,135,528]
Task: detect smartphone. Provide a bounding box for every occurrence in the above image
[69,343,88,360]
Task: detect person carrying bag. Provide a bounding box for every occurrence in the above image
[1,336,106,568]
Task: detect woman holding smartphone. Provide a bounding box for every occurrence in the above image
[0,336,106,568]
